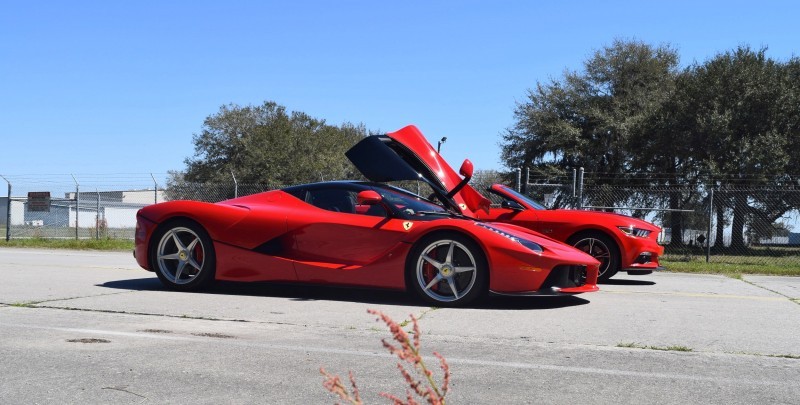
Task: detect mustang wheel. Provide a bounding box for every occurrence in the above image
[150,220,216,291]
[568,232,619,281]
[407,232,487,306]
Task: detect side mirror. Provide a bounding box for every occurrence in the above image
[501,200,524,211]
[356,190,382,205]
[446,159,475,200]
[459,159,474,180]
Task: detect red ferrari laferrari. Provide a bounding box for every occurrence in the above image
[362,125,664,281]
[135,134,600,306]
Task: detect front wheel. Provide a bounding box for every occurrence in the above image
[568,231,619,281]
[406,232,488,307]
[150,219,216,291]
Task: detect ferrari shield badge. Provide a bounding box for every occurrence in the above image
[459,203,467,211]
[403,221,413,231]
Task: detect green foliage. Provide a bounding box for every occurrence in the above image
[0,238,134,251]
[169,101,369,200]
[661,258,800,277]
[505,40,800,248]
[616,342,693,352]
[503,39,679,180]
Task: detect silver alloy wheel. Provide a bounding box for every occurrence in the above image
[415,239,477,303]
[156,226,206,285]
[573,237,612,277]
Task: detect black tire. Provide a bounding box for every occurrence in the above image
[567,231,620,281]
[149,219,216,291]
[406,232,488,307]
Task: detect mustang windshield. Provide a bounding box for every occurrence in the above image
[498,185,547,210]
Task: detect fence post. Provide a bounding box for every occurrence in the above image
[96,188,100,240]
[231,170,238,198]
[516,168,522,192]
[571,168,577,204]
[150,173,158,204]
[1,175,10,241]
[71,175,79,240]
[525,167,530,193]
[706,188,713,263]
[526,167,530,185]
[577,167,584,209]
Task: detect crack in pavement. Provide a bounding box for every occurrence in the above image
[739,278,799,302]
[1,290,137,307]
[601,289,788,301]
[102,386,147,399]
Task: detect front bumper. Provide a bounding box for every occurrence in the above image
[490,284,599,296]
[134,213,157,271]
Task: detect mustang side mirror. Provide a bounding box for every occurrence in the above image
[356,190,382,205]
[501,200,524,211]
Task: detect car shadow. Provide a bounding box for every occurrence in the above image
[600,278,656,286]
[476,294,590,310]
[100,278,590,310]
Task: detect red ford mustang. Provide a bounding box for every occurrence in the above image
[135,133,600,306]
[476,184,665,281]
[369,125,665,281]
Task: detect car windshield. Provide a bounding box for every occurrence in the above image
[498,185,547,210]
[372,184,448,217]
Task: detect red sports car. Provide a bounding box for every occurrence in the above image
[135,146,599,306]
[364,125,664,281]
[476,184,665,281]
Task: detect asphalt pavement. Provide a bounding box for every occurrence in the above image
[1,247,798,404]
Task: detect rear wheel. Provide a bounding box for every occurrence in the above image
[150,219,216,291]
[568,231,619,281]
[406,232,487,307]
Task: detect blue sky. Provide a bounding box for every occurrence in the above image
[2,1,799,186]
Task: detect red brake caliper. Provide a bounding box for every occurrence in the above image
[194,243,204,272]
[424,247,438,291]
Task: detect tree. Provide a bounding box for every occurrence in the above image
[678,47,791,249]
[502,39,680,194]
[504,42,800,249]
[168,101,369,200]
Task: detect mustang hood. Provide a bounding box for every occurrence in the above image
[346,125,491,215]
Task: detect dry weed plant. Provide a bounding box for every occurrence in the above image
[320,309,451,404]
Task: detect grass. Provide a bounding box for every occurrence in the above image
[661,259,800,277]
[0,238,134,251]
[617,342,693,352]
[9,301,36,308]
[768,354,800,360]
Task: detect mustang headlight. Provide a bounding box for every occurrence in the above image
[618,226,651,238]
[476,223,543,254]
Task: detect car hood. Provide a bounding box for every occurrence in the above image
[550,209,661,231]
[346,125,491,215]
[489,184,661,232]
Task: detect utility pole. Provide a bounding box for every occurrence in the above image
[1,175,10,242]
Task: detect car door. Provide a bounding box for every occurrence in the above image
[287,185,410,285]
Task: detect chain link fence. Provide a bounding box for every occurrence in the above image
[507,168,800,269]
[2,173,798,270]
[0,176,282,240]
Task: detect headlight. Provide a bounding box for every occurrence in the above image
[618,226,651,238]
[476,223,543,254]
[518,239,544,254]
